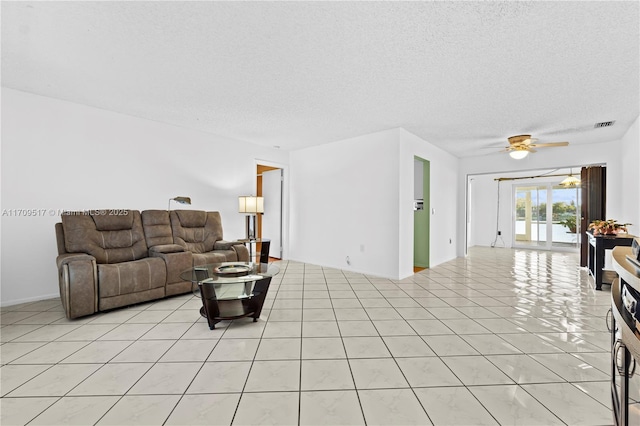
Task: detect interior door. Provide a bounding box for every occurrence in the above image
[262,169,282,259]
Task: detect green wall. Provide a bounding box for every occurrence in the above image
[414,157,430,268]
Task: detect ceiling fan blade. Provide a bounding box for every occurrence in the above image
[528,148,537,153]
[530,142,569,148]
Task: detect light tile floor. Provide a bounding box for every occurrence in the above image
[0,247,617,425]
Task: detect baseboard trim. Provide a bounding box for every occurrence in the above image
[1,293,59,308]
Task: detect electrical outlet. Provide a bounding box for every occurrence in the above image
[498,231,502,235]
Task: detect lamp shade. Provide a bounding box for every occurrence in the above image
[168,196,191,210]
[171,196,191,205]
[560,175,581,187]
[509,150,529,160]
[238,196,264,214]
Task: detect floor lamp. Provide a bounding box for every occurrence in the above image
[238,196,264,240]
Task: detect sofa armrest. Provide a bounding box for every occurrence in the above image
[56,253,95,269]
[214,240,244,251]
[56,253,98,319]
[149,244,185,254]
[231,244,250,262]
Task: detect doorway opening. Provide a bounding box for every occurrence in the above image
[414,157,430,271]
[465,166,589,255]
[256,163,283,260]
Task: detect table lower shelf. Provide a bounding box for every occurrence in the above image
[200,300,258,319]
[198,276,272,330]
[199,300,260,329]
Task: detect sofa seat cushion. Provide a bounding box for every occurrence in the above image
[97,257,166,298]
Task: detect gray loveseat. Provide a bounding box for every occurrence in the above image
[55,209,249,319]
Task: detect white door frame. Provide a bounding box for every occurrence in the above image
[255,159,289,260]
[262,168,283,258]
[512,183,552,250]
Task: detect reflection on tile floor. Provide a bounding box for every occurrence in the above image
[0,247,614,425]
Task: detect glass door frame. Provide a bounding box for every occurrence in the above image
[512,182,580,253]
[512,183,551,250]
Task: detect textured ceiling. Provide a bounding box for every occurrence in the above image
[2,1,638,157]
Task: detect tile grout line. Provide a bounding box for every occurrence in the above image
[228,259,290,426]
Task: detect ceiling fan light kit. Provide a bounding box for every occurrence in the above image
[509,149,529,160]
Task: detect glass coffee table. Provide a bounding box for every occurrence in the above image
[180,262,279,330]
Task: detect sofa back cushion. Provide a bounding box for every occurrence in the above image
[141,210,174,247]
[62,210,148,264]
[170,210,223,253]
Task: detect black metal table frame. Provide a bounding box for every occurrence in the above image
[182,262,278,330]
[588,232,635,290]
[197,276,271,329]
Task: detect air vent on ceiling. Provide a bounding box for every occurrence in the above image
[594,121,615,128]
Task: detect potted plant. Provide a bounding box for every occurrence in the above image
[559,216,577,233]
[588,219,632,236]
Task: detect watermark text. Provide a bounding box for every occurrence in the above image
[2,209,129,217]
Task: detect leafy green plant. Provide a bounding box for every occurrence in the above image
[559,216,577,233]
[588,219,632,235]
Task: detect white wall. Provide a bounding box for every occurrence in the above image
[289,129,401,279]
[399,129,458,277]
[1,89,289,306]
[289,127,459,280]
[620,115,640,236]
[458,138,625,255]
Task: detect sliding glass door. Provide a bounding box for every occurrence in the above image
[514,185,547,248]
[514,183,580,250]
[552,185,580,249]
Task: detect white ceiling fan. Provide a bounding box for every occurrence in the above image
[501,134,569,159]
